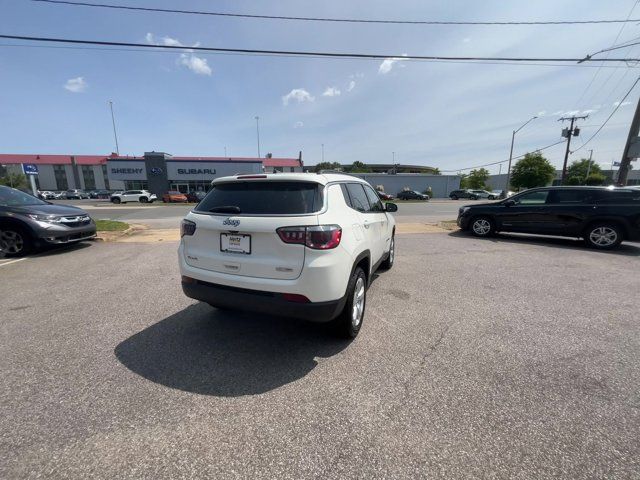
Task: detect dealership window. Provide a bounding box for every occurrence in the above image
[53,165,68,190]
[82,165,96,190]
[101,165,110,190]
[169,180,213,193]
[124,181,148,190]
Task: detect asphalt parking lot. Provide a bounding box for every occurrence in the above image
[2,233,639,478]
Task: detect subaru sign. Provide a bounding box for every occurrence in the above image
[22,164,39,175]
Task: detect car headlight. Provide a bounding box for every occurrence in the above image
[28,214,62,223]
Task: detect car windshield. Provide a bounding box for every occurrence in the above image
[0,186,47,206]
[195,181,323,215]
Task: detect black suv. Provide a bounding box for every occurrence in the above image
[457,186,640,249]
[449,189,479,200]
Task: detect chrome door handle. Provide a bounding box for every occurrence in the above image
[363,221,370,229]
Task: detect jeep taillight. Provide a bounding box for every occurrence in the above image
[181,219,196,237]
[277,225,342,249]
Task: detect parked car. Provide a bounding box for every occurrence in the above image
[162,191,188,203]
[490,190,514,198]
[469,190,499,200]
[65,189,89,200]
[37,191,56,200]
[179,173,398,338]
[186,191,207,203]
[110,190,157,204]
[0,185,96,256]
[89,189,111,199]
[51,191,66,199]
[449,189,480,200]
[397,190,429,201]
[456,186,640,250]
[377,191,395,201]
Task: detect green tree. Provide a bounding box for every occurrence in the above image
[566,158,602,185]
[459,173,469,189]
[313,162,341,172]
[431,167,441,175]
[0,173,28,190]
[510,152,556,189]
[466,168,490,189]
[585,173,607,185]
[348,161,371,173]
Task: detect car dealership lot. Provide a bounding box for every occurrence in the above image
[2,234,639,478]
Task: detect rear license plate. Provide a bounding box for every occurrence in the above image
[220,233,251,254]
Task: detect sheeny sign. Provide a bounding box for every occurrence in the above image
[107,161,147,181]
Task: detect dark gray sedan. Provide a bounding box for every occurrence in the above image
[0,186,96,256]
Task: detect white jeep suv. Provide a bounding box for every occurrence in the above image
[110,190,157,204]
[178,173,397,338]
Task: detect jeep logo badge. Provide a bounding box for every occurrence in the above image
[223,218,240,227]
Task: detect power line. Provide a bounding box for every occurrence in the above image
[439,140,565,172]
[573,0,639,109]
[2,42,639,69]
[0,34,638,63]
[572,76,640,153]
[30,0,640,26]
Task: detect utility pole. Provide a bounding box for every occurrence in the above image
[255,116,261,158]
[108,101,120,155]
[558,114,588,184]
[585,149,594,179]
[224,146,227,157]
[617,93,640,185]
[321,143,325,163]
[504,116,537,197]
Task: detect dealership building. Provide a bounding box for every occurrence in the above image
[0,151,303,195]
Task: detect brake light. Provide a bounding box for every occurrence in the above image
[181,219,196,237]
[276,225,342,249]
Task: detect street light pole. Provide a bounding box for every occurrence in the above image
[255,116,261,158]
[108,101,120,155]
[504,116,537,196]
[585,149,594,179]
[321,143,325,163]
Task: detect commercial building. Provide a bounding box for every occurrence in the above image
[351,173,461,198]
[0,151,303,195]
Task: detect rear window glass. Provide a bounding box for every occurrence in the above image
[195,181,323,215]
[548,190,593,204]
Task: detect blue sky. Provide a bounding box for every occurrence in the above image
[1,0,639,173]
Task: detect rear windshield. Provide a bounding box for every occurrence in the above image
[195,181,323,215]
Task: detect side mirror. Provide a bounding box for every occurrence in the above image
[504,199,516,207]
[385,202,398,212]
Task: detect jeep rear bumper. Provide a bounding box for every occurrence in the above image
[181,277,347,322]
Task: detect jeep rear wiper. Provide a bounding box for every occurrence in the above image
[208,205,241,213]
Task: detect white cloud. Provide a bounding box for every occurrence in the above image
[322,86,341,97]
[537,111,546,116]
[581,109,597,115]
[463,37,471,43]
[349,73,364,79]
[282,88,315,106]
[551,110,564,115]
[613,101,632,107]
[64,77,87,93]
[145,32,154,43]
[293,121,304,128]
[378,54,408,74]
[162,36,183,47]
[179,54,212,75]
[347,80,356,92]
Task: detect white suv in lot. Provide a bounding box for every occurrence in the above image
[110,190,157,204]
[179,173,397,338]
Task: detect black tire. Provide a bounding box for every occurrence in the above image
[331,266,367,339]
[471,195,479,200]
[488,195,496,200]
[380,235,395,270]
[469,216,496,237]
[111,198,121,204]
[451,195,458,200]
[0,225,34,257]
[584,222,623,250]
[139,197,148,203]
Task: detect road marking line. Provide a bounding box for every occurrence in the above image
[0,258,26,267]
